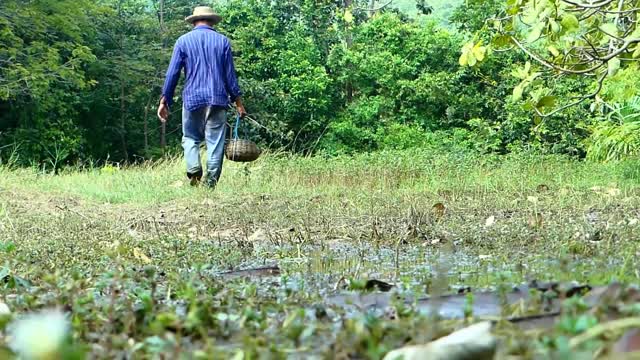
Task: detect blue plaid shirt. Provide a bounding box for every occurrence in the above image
[162,25,242,111]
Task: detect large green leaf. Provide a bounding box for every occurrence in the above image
[513,84,525,102]
[536,95,556,109]
[527,22,545,43]
[608,58,621,77]
[600,22,618,38]
[560,14,579,31]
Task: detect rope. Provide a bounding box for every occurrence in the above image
[233,114,241,140]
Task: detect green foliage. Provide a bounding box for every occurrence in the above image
[469,0,640,117]
[586,97,640,162]
[1,0,636,165]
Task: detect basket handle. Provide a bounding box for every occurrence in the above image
[232,114,241,141]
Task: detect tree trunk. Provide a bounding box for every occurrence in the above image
[369,0,376,17]
[344,0,353,102]
[143,95,151,156]
[120,74,129,162]
[159,0,167,154]
[118,1,129,162]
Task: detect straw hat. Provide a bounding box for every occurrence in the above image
[185,6,222,24]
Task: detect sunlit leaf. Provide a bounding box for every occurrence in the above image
[608,57,621,77]
[472,43,487,62]
[549,19,560,34]
[527,23,544,43]
[493,35,512,48]
[344,10,354,24]
[536,95,556,109]
[548,45,560,57]
[600,22,618,38]
[513,84,524,102]
[467,52,477,66]
[459,51,469,66]
[561,14,579,31]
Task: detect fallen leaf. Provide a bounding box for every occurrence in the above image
[383,321,496,360]
[248,229,267,243]
[485,216,496,228]
[605,188,621,197]
[432,203,446,219]
[528,212,544,229]
[536,184,550,192]
[133,248,152,264]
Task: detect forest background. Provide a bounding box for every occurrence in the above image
[1,0,639,169]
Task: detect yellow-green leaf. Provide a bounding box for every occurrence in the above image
[493,35,512,47]
[344,10,354,24]
[548,45,560,57]
[628,26,640,41]
[550,19,560,34]
[459,51,468,66]
[633,44,640,59]
[472,43,487,62]
[513,84,524,102]
[561,14,579,31]
[467,52,477,66]
[607,57,621,77]
[459,42,475,67]
[600,22,618,38]
[527,23,544,43]
[536,95,556,109]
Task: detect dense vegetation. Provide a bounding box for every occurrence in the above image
[0,0,638,168]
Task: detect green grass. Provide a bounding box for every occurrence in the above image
[2,149,640,358]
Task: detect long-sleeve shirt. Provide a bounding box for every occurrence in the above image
[161,25,242,111]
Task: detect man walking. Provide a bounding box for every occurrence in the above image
[158,6,246,188]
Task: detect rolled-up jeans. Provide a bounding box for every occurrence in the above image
[182,106,227,187]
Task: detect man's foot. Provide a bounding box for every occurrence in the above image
[187,171,203,187]
[190,176,201,187]
[205,178,218,189]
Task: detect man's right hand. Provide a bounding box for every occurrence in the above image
[158,98,169,123]
[235,98,247,118]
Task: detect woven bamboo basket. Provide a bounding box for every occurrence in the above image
[225,139,261,162]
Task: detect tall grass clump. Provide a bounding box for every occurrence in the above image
[587,97,640,162]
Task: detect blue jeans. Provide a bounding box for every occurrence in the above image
[182,106,227,186]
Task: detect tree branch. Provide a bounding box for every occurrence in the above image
[510,36,639,74]
[353,0,394,12]
[534,71,607,118]
[510,36,606,74]
[561,0,615,9]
